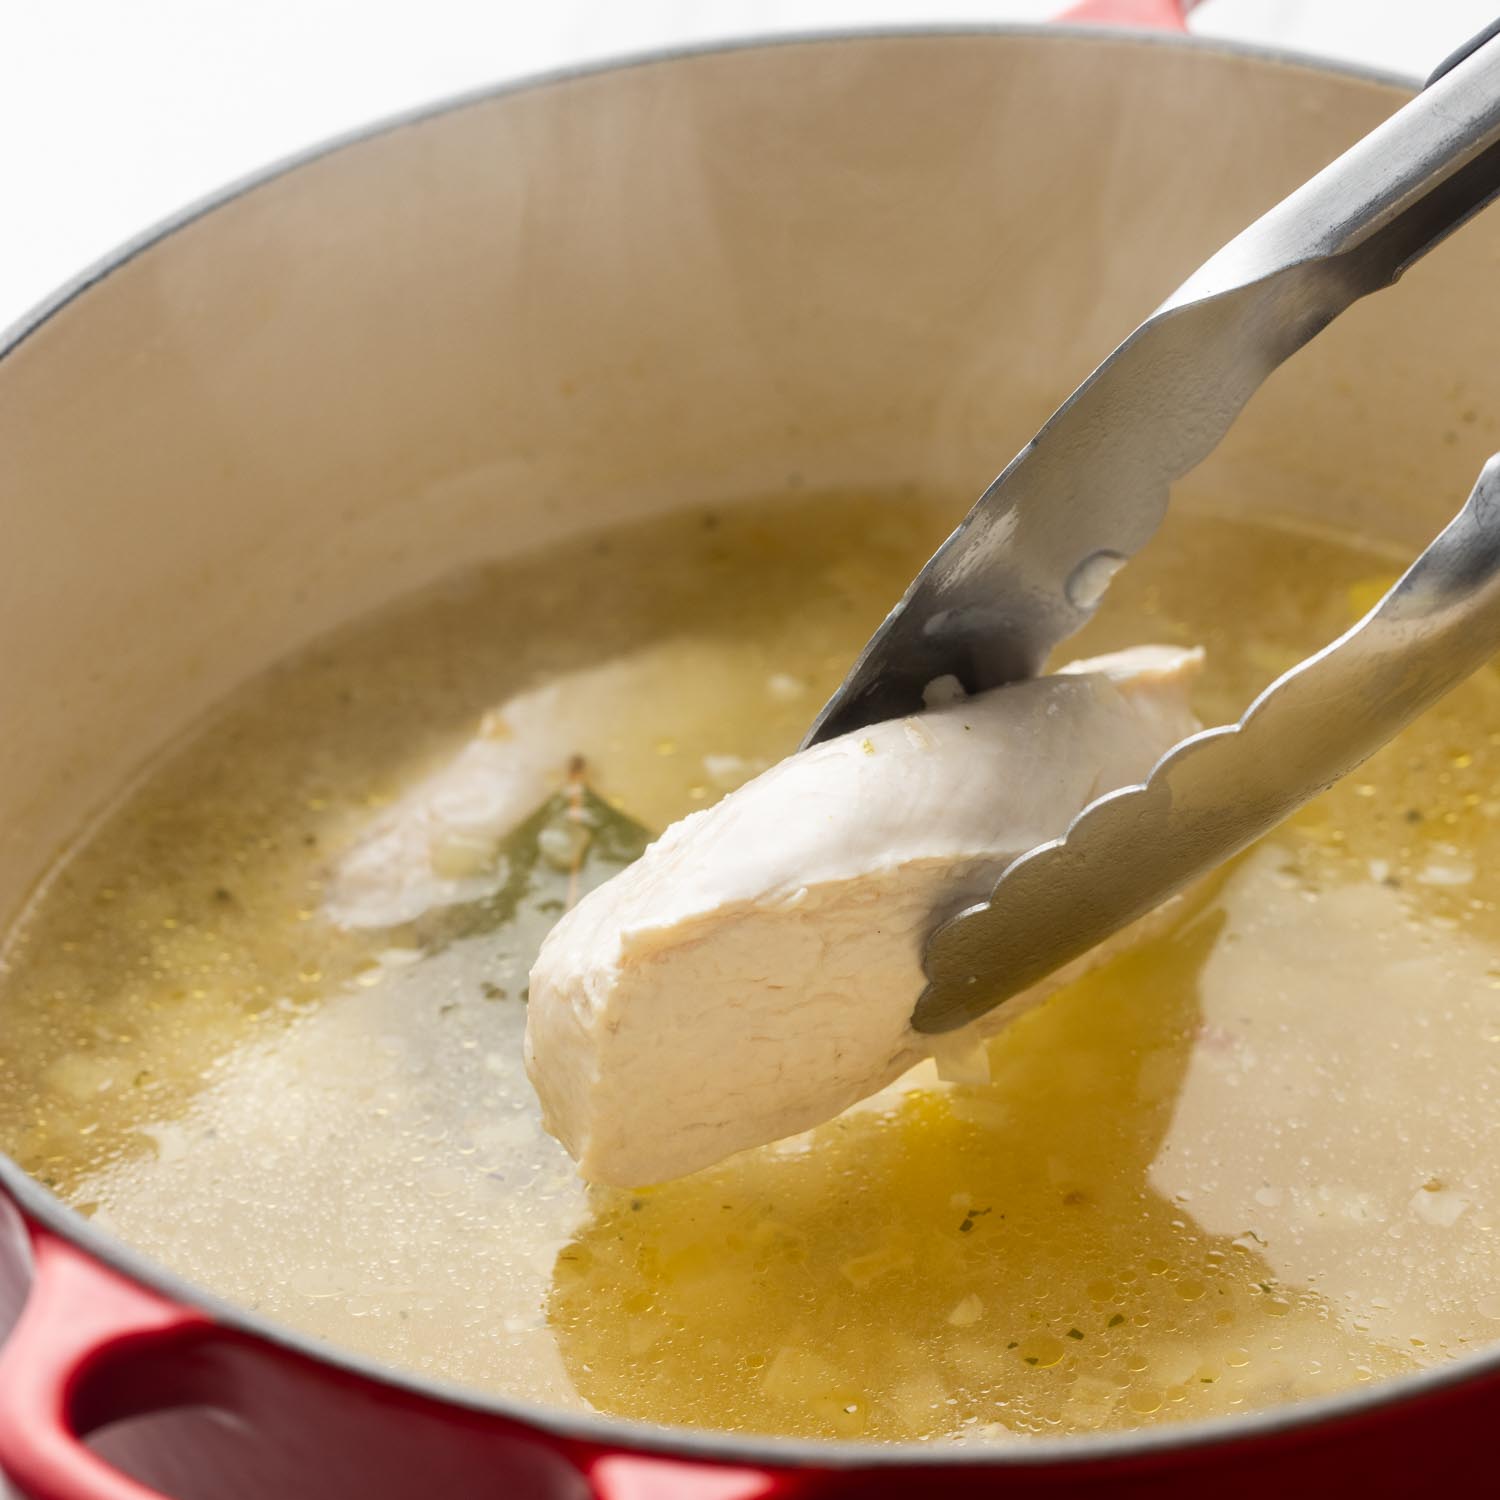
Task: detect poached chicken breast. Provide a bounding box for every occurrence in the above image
[526,646,1203,1186]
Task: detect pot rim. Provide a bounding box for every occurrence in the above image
[0,20,1457,1472]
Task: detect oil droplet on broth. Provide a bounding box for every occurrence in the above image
[3,491,1500,1442]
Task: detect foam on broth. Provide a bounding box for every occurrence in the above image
[3,488,1500,1442]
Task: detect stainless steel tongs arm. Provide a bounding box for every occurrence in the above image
[804,21,1500,750]
[914,455,1500,1033]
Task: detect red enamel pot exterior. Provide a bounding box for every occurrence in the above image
[3,2,1499,1495]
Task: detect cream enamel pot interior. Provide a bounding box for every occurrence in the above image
[2,16,1500,1500]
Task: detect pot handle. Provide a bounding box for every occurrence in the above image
[0,1226,209,1500]
[1055,0,1198,28]
[585,1453,814,1500]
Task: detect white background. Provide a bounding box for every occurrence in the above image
[2,1,1496,328]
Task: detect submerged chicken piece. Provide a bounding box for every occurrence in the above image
[326,640,778,930]
[526,645,1204,1186]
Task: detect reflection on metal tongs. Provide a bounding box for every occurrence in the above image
[801,19,1500,1033]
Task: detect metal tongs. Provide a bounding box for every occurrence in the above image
[804,19,1500,1035]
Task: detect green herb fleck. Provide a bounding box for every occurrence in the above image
[398,780,652,957]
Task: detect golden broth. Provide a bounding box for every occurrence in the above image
[3,489,1500,1443]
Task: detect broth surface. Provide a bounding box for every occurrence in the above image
[4,489,1500,1442]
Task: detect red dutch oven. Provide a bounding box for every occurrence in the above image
[2,3,1499,1495]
